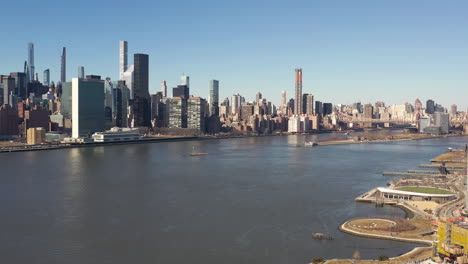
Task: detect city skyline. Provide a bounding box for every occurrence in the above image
[1,1,468,109]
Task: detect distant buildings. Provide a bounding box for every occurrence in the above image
[43,69,50,87]
[0,105,19,137]
[78,66,85,79]
[181,75,190,88]
[426,99,435,114]
[161,80,167,98]
[434,112,449,134]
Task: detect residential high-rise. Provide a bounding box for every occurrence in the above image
[161,80,167,98]
[294,68,302,116]
[78,66,85,79]
[28,43,35,81]
[209,80,219,116]
[61,47,66,83]
[119,41,128,80]
[187,97,207,132]
[168,97,187,128]
[71,77,105,138]
[43,69,50,87]
[181,75,189,88]
[302,93,314,115]
[132,53,150,127]
[426,99,435,114]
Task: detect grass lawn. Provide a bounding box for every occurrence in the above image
[397,186,453,194]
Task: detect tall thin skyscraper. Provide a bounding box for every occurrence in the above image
[43,69,50,86]
[294,68,303,115]
[209,80,219,116]
[161,80,167,98]
[61,47,66,83]
[24,61,29,84]
[78,66,85,79]
[119,41,128,80]
[28,43,35,81]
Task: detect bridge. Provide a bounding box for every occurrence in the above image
[337,115,468,127]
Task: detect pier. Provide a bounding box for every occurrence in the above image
[419,164,465,170]
[383,172,447,178]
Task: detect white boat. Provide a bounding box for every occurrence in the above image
[304,141,318,147]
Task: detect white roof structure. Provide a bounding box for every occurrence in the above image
[376,187,455,198]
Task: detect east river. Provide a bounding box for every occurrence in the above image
[1,133,467,264]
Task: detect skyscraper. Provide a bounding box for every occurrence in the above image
[294,68,302,116]
[71,77,105,138]
[24,61,29,84]
[61,47,66,83]
[426,99,435,114]
[122,65,134,99]
[132,53,150,127]
[119,40,128,80]
[10,72,26,99]
[78,66,85,79]
[173,85,189,99]
[187,97,207,132]
[28,43,35,81]
[256,92,262,102]
[43,69,50,87]
[181,75,189,88]
[161,80,167,98]
[209,80,219,116]
[302,93,314,115]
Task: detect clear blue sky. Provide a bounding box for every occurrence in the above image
[2,0,468,109]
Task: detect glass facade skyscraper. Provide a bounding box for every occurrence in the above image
[209,80,219,116]
[72,77,105,138]
[43,69,50,87]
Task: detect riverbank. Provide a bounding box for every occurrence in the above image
[317,133,464,146]
[2,129,465,153]
[330,148,467,263]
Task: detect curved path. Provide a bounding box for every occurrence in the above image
[339,220,434,245]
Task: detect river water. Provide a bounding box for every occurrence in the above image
[1,134,466,264]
